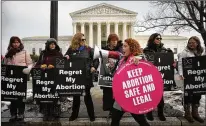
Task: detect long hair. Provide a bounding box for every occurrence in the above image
[69,32,88,50]
[124,38,142,56]
[147,33,162,47]
[7,36,24,51]
[187,36,203,54]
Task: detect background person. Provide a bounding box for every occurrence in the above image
[143,33,172,121]
[34,38,63,121]
[3,36,32,122]
[64,33,99,122]
[178,36,205,123]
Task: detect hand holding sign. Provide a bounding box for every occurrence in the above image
[113,60,163,114]
[48,64,54,69]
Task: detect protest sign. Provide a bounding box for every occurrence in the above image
[183,56,206,95]
[113,60,163,114]
[1,65,27,101]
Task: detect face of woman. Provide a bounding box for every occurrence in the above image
[80,36,86,46]
[12,40,20,49]
[188,38,198,49]
[123,42,131,57]
[154,35,162,45]
[49,43,56,50]
[110,38,118,48]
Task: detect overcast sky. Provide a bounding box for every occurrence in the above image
[1,1,202,54]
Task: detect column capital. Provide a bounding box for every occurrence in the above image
[106,22,111,25]
[80,22,85,25]
[89,22,93,25]
[72,22,77,25]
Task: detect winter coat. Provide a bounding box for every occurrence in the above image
[3,50,32,67]
[34,50,63,68]
[143,43,172,53]
[64,46,99,87]
[178,47,205,76]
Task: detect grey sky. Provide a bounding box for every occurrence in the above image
[1,1,201,54]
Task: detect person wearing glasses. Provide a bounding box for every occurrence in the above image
[143,33,173,121]
[64,33,99,122]
[178,36,204,123]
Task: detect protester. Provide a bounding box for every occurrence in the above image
[101,33,123,117]
[143,33,172,121]
[34,38,63,121]
[64,33,99,122]
[178,36,205,123]
[3,36,32,122]
[111,38,150,126]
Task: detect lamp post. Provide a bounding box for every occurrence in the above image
[50,1,58,42]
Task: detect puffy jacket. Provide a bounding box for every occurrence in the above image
[4,50,32,67]
[178,47,205,76]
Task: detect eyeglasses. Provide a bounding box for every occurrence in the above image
[81,39,86,41]
[156,38,162,40]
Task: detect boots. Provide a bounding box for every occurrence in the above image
[9,114,17,122]
[158,106,166,121]
[192,104,204,123]
[146,112,154,121]
[17,114,24,121]
[184,104,194,123]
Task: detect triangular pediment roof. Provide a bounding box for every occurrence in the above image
[70,3,137,16]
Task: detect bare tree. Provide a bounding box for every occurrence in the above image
[135,1,206,47]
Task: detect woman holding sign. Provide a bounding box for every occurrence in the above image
[34,38,63,121]
[64,33,99,121]
[111,38,150,126]
[4,36,32,121]
[101,33,123,117]
[143,33,172,121]
[178,36,205,123]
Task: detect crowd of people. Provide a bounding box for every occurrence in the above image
[1,33,205,125]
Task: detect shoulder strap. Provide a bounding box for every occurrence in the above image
[25,51,28,66]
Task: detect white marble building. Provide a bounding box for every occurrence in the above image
[22,3,189,60]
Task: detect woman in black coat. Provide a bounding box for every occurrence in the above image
[143,33,172,121]
[65,33,99,122]
[101,33,123,117]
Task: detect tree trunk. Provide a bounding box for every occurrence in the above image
[200,32,206,48]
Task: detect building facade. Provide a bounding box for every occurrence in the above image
[22,3,189,60]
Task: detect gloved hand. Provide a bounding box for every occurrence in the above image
[40,64,47,69]
[48,64,54,69]
[22,64,33,74]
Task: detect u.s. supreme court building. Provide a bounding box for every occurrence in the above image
[22,3,188,60]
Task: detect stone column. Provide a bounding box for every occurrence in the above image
[72,22,77,35]
[89,22,93,47]
[123,22,127,41]
[97,22,102,48]
[106,22,110,38]
[115,22,119,35]
[81,22,85,34]
[130,22,134,38]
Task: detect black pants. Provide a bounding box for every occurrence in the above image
[10,98,25,115]
[40,102,60,117]
[111,108,150,126]
[184,93,201,105]
[71,87,94,118]
[146,96,164,116]
[102,87,114,111]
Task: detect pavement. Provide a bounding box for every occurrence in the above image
[1,78,206,126]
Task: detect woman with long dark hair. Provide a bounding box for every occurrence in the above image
[34,38,63,121]
[143,33,172,121]
[111,38,150,126]
[178,36,204,123]
[65,33,99,121]
[4,36,32,122]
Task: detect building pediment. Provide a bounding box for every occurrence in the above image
[70,3,137,17]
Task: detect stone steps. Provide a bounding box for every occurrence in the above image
[1,117,205,126]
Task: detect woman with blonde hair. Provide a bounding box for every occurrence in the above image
[65,33,99,121]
